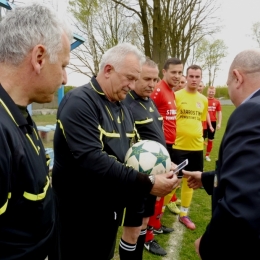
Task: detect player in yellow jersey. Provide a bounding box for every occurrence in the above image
[172,65,208,230]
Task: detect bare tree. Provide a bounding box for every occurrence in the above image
[112,0,220,75]
[251,22,260,47]
[68,0,140,78]
[69,0,221,78]
[167,0,220,63]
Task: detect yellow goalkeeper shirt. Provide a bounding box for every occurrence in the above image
[173,89,208,151]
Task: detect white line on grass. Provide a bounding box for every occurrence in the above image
[164,215,185,260]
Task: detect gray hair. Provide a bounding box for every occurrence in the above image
[231,49,260,74]
[99,42,145,71]
[0,2,73,65]
[144,56,158,69]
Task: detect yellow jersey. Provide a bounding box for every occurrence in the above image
[173,89,208,151]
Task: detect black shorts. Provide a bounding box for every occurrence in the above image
[203,121,217,140]
[170,149,203,178]
[59,205,123,260]
[166,143,175,162]
[123,194,145,227]
[143,194,156,218]
[123,192,156,227]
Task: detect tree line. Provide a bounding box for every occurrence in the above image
[68,0,228,86]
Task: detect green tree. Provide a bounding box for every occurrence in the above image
[64,86,75,94]
[192,38,228,86]
[251,21,260,47]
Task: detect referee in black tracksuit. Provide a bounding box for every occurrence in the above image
[0,3,71,260]
[52,44,178,260]
[52,76,153,259]
[122,57,173,258]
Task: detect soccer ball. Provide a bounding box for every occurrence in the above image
[124,140,171,175]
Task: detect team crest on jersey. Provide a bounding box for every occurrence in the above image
[196,102,201,108]
[149,107,154,112]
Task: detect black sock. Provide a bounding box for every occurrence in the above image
[134,229,146,260]
[119,238,136,260]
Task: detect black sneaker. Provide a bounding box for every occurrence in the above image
[144,240,167,256]
[154,225,174,234]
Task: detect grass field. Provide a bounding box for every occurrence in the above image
[33,105,235,260]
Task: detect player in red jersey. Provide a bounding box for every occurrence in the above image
[147,58,183,246]
[198,82,214,144]
[204,86,222,161]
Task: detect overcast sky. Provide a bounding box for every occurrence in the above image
[6,0,260,87]
[211,0,260,86]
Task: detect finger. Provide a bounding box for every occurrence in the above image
[182,170,193,176]
[166,171,174,178]
[188,182,197,189]
[170,162,177,170]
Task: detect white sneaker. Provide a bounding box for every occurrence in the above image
[205,156,211,162]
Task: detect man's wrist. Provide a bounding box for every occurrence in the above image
[135,172,153,193]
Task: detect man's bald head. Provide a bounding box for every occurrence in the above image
[227,49,260,107]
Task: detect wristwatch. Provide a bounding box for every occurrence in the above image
[149,175,155,185]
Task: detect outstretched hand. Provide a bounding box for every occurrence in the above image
[183,170,203,189]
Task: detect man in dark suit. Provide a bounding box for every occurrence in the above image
[183,48,260,260]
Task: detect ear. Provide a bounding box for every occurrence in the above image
[233,69,243,88]
[31,45,47,75]
[162,69,166,75]
[104,64,114,79]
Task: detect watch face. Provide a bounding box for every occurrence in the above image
[149,175,155,185]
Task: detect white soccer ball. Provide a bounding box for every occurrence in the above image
[124,140,171,175]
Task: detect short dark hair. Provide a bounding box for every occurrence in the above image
[163,57,182,70]
[186,64,202,75]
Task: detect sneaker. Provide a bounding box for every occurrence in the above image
[144,240,167,256]
[175,199,181,206]
[167,202,181,214]
[205,156,211,162]
[153,225,174,234]
[179,216,196,230]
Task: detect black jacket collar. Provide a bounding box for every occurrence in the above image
[0,84,32,129]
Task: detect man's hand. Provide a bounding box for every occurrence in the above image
[170,161,182,178]
[195,237,202,259]
[183,170,202,189]
[209,126,215,133]
[170,162,177,171]
[217,123,221,130]
[150,171,178,197]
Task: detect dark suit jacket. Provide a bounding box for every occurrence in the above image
[200,89,260,260]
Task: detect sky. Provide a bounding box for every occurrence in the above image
[211,0,260,86]
[4,0,260,87]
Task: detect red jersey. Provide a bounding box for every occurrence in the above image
[202,121,207,130]
[208,98,221,122]
[151,80,176,144]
